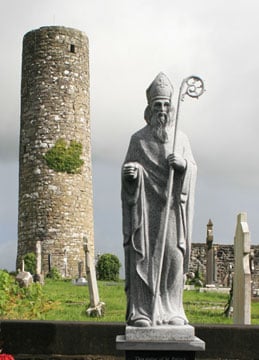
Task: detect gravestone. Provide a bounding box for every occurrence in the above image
[84,238,104,316]
[63,249,68,277]
[213,245,218,283]
[16,260,33,288]
[34,240,44,284]
[206,219,215,285]
[78,261,83,278]
[36,241,41,275]
[48,254,52,273]
[76,260,87,285]
[233,212,251,324]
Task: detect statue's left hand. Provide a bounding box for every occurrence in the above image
[168,153,186,173]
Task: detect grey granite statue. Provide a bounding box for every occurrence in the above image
[121,73,197,327]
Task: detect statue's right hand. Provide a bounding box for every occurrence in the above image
[123,162,138,181]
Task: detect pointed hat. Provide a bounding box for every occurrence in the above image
[146,72,174,104]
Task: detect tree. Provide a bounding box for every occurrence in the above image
[23,253,36,274]
[96,253,121,281]
[46,267,62,280]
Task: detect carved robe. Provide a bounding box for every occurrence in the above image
[122,124,197,325]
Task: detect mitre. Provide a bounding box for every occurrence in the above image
[146,72,174,104]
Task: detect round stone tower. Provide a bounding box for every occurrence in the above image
[17,26,94,277]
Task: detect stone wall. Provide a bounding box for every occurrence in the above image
[190,243,259,289]
[17,26,94,277]
[1,321,259,360]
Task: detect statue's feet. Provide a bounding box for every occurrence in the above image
[133,319,151,327]
[168,317,186,326]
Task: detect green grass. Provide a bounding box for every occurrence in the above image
[184,290,232,324]
[42,279,126,322]
[2,277,259,324]
[38,280,259,324]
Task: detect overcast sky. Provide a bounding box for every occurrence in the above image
[1,0,259,271]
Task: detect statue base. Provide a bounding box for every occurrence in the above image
[125,325,195,342]
[116,325,205,360]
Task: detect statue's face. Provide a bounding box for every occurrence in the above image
[149,98,173,143]
[151,98,171,113]
[151,99,171,124]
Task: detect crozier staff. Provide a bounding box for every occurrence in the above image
[121,72,198,327]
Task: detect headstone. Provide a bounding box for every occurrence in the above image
[16,260,33,288]
[213,245,218,283]
[76,277,87,286]
[16,271,33,288]
[206,219,215,285]
[117,73,205,359]
[34,241,44,284]
[75,260,87,285]
[36,241,41,275]
[233,212,251,324]
[63,249,68,277]
[84,238,104,316]
[78,261,83,278]
[48,254,52,273]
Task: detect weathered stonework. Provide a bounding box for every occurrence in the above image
[190,243,234,286]
[17,26,94,277]
[190,243,259,290]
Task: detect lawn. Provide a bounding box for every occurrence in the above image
[1,275,259,323]
[38,279,259,324]
[42,279,126,321]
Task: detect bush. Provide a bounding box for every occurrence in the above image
[23,252,36,274]
[46,267,62,280]
[187,269,204,287]
[0,270,57,319]
[96,254,121,281]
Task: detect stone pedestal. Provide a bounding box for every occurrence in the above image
[116,326,205,360]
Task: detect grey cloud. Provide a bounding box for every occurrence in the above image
[1,0,259,271]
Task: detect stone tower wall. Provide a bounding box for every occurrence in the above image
[17,26,94,277]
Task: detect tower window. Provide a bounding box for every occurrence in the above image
[70,44,75,53]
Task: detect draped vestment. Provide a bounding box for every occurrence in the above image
[122,124,197,325]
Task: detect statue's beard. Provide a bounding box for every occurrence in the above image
[150,112,173,143]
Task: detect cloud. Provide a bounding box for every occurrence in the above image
[0,240,17,271]
[0,161,18,271]
[1,0,259,271]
